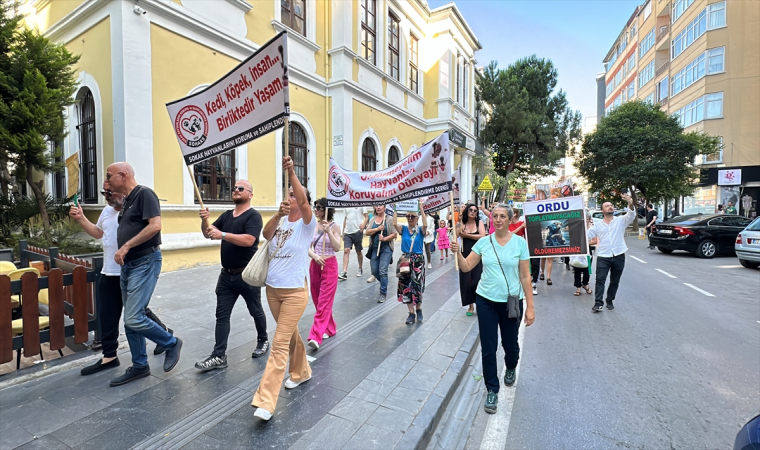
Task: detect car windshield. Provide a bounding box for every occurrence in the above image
[663,214,705,225]
[747,218,760,231]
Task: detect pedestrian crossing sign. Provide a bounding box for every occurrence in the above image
[477,175,493,191]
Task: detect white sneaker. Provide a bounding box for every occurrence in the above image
[284,376,311,389]
[367,275,376,283]
[254,408,273,420]
[532,284,538,296]
[322,333,330,339]
[356,268,363,277]
[427,263,432,269]
[307,339,319,350]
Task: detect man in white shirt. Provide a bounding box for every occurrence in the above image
[587,194,635,313]
[339,207,368,280]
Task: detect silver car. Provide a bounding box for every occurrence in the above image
[735,217,760,269]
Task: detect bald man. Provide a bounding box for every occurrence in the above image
[195,180,269,371]
[106,162,182,386]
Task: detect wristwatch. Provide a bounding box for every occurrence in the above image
[221,232,227,241]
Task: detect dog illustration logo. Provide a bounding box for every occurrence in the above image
[328,165,349,197]
[175,105,208,148]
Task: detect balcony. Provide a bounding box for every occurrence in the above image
[655,61,670,77]
[656,25,669,44]
[658,96,669,106]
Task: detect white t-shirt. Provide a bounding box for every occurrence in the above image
[343,207,367,235]
[266,216,318,288]
[96,206,121,276]
[424,216,436,243]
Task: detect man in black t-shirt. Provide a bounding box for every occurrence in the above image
[194,180,269,372]
[645,203,658,249]
[106,162,182,387]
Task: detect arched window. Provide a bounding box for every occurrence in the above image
[388,145,400,167]
[281,0,306,36]
[194,150,236,203]
[76,89,98,204]
[362,139,377,172]
[284,122,308,187]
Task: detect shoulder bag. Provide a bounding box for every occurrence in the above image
[569,255,588,268]
[490,235,522,319]
[242,218,285,287]
[397,227,419,278]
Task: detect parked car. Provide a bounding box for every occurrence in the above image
[734,408,760,449]
[735,217,760,269]
[650,214,753,258]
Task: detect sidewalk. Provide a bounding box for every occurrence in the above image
[0,250,478,449]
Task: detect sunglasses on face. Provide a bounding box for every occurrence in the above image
[406,215,418,219]
[315,205,325,211]
[100,190,112,196]
[233,186,250,193]
[105,172,124,181]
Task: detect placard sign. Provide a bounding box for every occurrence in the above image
[523,196,589,257]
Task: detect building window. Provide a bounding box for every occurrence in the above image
[703,136,723,163]
[76,89,98,204]
[462,62,468,109]
[672,0,695,23]
[630,23,637,40]
[388,146,400,167]
[285,122,308,187]
[708,2,726,29]
[614,94,622,108]
[49,140,65,199]
[639,60,655,88]
[644,92,655,104]
[674,92,723,127]
[614,70,622,88]
[705,92,723,118]
[360,0,376,65]
[387,12,400,81]
[639,28,655,58]
[456,53,461,104]
[672,2,725,61]
[409,34,419,93]
[655,77,668,102]
[606,81,614,97]
[644,1,652,19]
[707,47,725,73]
[194,151,236,203]
[670,47,725,98]
[362,139,377,171]
[281,0,306,36]
[628,54,635,72]
[627,81,636,101]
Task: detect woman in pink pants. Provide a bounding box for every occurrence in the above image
[307,198,342,351]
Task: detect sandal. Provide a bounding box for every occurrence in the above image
[583,285,592,295]
[540,274,545,280]
[574,289,581,296]
[547,278,552,285]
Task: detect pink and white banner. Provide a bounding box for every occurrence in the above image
[422,165,460,214]
[166,32,290,165]
[326,132,452,208]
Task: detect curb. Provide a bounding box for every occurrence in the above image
[395,322,481,450]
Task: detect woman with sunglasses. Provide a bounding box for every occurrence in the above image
[306,199,342,350]
[365,204,397,303]
[451,204,535,414]
[393,199,428,324]
[458,203,486,316]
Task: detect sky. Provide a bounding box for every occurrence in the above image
[427,0,642,121]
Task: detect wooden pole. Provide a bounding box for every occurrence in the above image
[450,192,459,270]
[185,164,205,209]
[283,117,290,202]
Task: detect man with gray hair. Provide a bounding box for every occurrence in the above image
[105,162,182,386]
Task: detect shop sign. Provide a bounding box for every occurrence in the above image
[718,169,741,185]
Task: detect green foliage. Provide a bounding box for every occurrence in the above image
[0,192,76,243]
[575,101,721,205]
[477,56,582,200]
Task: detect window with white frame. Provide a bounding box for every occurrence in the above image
[620,33,627,50]
[708,2,726,29]
[705,92,723,118]
[462,62,468,109]
[614,94,623,108]
[606,81,614,97]
[639,60,655,88]
[628,54,635,72]
[456,53,462,104]
[627,81,635,101]
[605,104,614,116]
[360,0,376,65]
[702,136,723,163]
[644,1,652,19]
[672,0,695,23]
[614,70,622,88]
[639,28,655,58]
[644,92,655,104]
[409,34,419,94]
[672,2,725,60]
[670,47,725,97]
[630,23,637,40]
[609,51,618,67]
[388,11,400,81]
[707,46,725,73]
[673,92,723,127]
[281,0,306,36]
[655,76,668,102]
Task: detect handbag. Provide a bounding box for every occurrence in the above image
[397,227,419,278]
[489,235,522,319]
[569,255,588,268]
[242,219,285,287]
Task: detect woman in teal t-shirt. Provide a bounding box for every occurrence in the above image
[451,204,535,416]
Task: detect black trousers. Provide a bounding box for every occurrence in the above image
[476,294,524,393]
[98,275,167,358]
[594,254,626,305]
[573,267,590,288]
[530,258,540,284]
[212,271,267,357]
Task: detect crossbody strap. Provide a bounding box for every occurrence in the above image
[269,217,287,260]
[489,235,522,298]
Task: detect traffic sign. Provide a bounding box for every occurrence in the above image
[477,175,493,191]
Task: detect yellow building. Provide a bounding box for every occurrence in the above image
[20,0,482,271]
[600,0,760,217]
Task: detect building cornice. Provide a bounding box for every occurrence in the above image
[43,0,111,41]
[271,20,321,53]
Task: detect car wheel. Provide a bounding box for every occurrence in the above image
[657,247,674,254]
[739,259,760,269]
[696,240,716,258]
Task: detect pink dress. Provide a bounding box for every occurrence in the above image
[437,227,450,249]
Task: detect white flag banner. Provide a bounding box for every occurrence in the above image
[327,132,452,208]
[166,32,290,165]
[422,165,460,214]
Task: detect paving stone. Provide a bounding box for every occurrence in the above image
[41,393,110,414]
[364,405,415,433]
[15,435,70,450]
[0,426,34,450]
[342,424,403,450]
[398,362,446,392]
[289,414,363,450]
[329,396,380,424]
[72,422,146,450]
[179,433,226,450]
[50,409,125,447]
[4,398,83,437]
[381,385,431,416]
[418,349,454,372]
[324,358,376,393]
[348,379,396,403]
[372,355,417,378]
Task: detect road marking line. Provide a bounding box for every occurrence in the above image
[629,255,647,264]
[480,302,526,450]
[683,283,715,297]
[655,269,677,278]
[715,265,742,269]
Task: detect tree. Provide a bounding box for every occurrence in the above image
[0,1,80,235]
[0,0,21,197]
[477,56,582,201]
[575,100,721,230]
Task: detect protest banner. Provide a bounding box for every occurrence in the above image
[523,196,589,258]
[65,153,80,205]
[422,165,460,214]
[396,200,419,212]
[326,131,451,208]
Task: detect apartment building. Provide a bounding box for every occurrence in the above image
[599,0,759,217]
[19,0,481,270]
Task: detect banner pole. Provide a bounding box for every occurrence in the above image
[283,117,290,202]
[450,192,459,271]
[185,162,205,209]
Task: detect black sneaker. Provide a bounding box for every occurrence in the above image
[81,357,120,376]
[405,313,416,324]
[606,300,615,310]
[109,365,150,386]
[338,272,348,280]
[416,310,423,323]
[484,390,498,414]
[163,338,183,372]
[592,304,604,313]
[154,328,174,355]
[252,339,269,358]
[378,293,387,303]
[195,355,227,372]
[504,368,516,386]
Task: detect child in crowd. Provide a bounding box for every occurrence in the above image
[437,220,450,259]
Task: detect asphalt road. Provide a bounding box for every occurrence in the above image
[502,237,759,449]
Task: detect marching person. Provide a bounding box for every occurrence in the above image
[194,180,269,372]
[106,162,181,386]
[587,194,636,313]
[393,199,428,324]
[70,182,172,376]
[339,207,367,280]
[573,215,597,297]
[365,204,397,303]
[645,203,658,249]
[458,203,486,317]
[307,198,342,350]
[252,156,316,421]
[423,211,436,269]
[451,204,534,414]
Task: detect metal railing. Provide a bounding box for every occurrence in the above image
[656,25,670,44]
[655,61,670,77]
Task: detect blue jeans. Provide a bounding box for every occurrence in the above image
[120,250,176,367]
[370,244,393,295]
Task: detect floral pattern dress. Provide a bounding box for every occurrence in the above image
[397,226,426,305]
